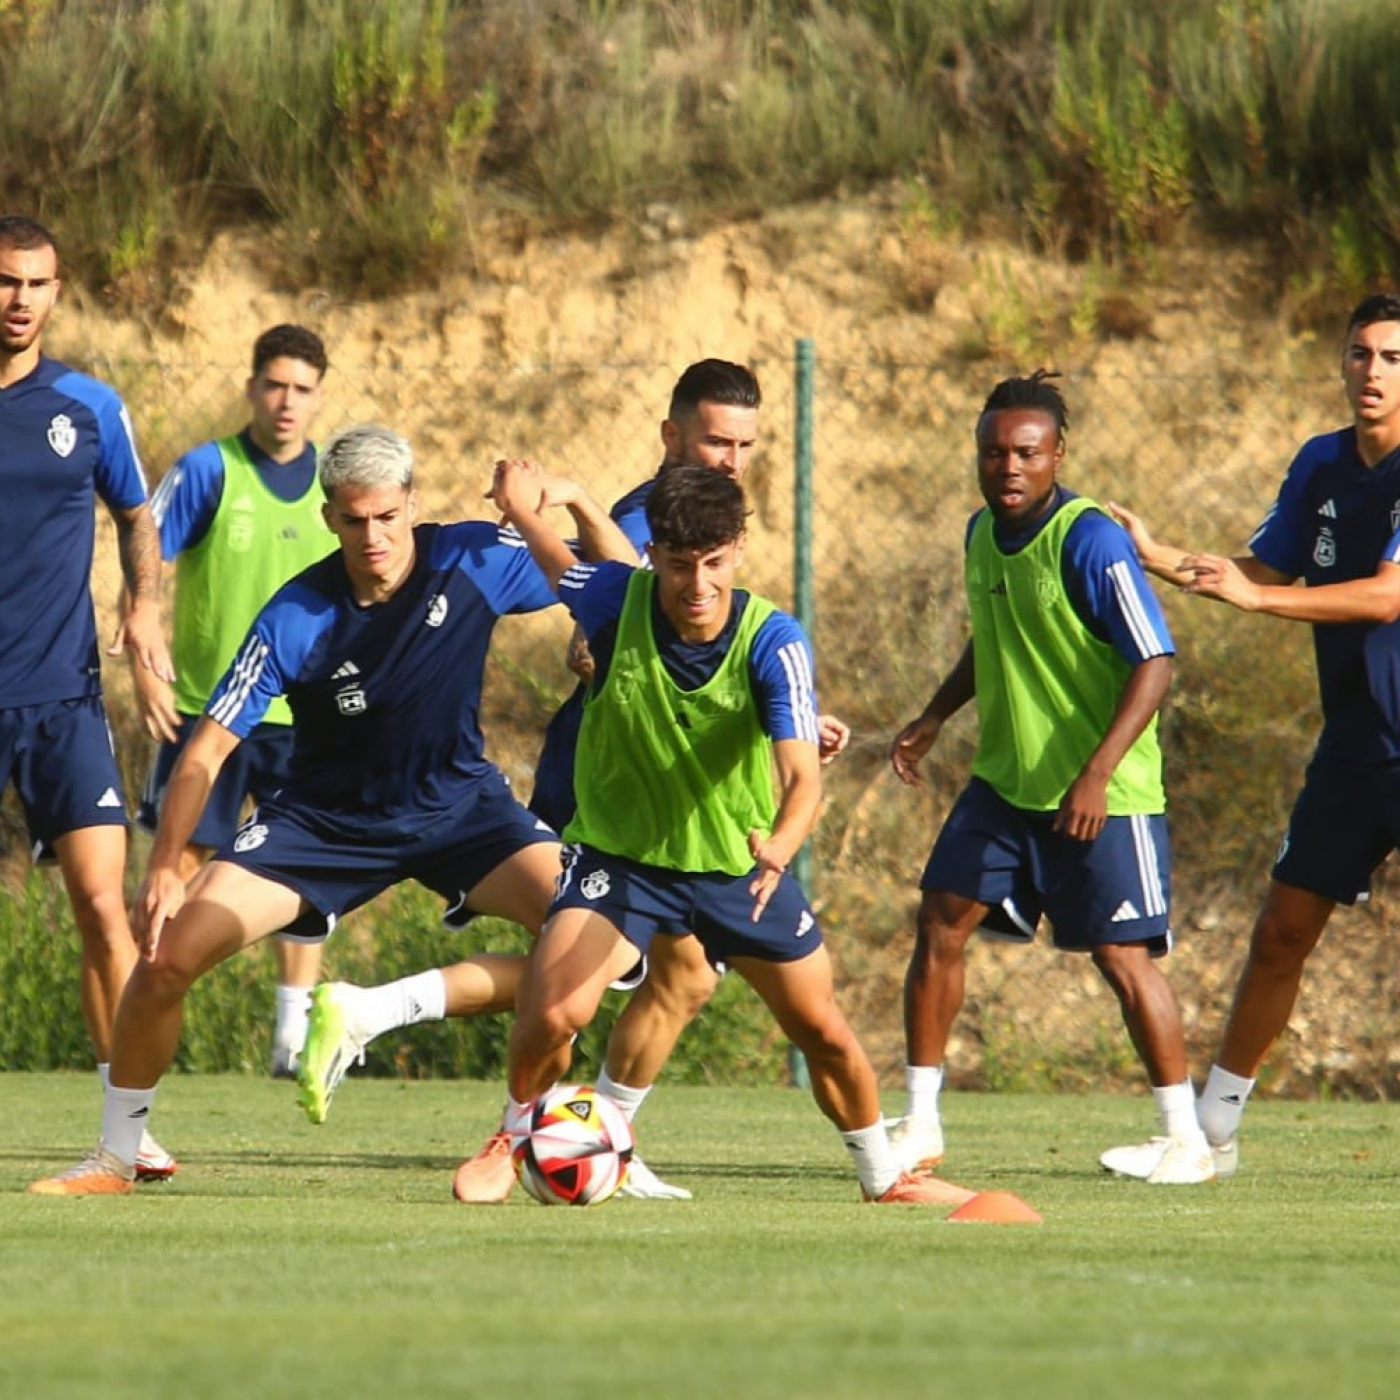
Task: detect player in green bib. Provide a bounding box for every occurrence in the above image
[488,458,977,1206]
[888,371,1215,1186]
[134,325,332,1078]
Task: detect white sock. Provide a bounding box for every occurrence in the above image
[595,1069,651,1123]
[504,1096,533,1136]
[273,984,314,1053]
[842,1119,900,1198]
[101,1083,156,1168]
[97,1062,110,1092]
[1152,1080,1206,1142]
[1198,1064,1255,1146]
[904,1063,944,1123]
[356,970,448,1041]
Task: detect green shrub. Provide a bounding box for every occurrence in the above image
[6,0,1396,297]
[0,873,783,1083]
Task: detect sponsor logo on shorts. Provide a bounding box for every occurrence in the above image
[95,787,124,809]
[580,868,611,900]
[1109,899,1142,923]
[234,822,270,853]
[795,911,814,938]
[426,594,449,628]
[47,413,77,458]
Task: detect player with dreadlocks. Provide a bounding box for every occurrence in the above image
[884,370,1214,1185]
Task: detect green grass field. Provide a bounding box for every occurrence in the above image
[3,1074,1396,1399]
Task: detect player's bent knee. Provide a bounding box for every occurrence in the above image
[126,952,200,1007]
[523,997,592,1050]
[1250,913,1322,966]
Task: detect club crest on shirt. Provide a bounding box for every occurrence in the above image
[1391,500,1400,533]
[426,594,449,628]
[1313,528,1336,568]
[336,684,367,715]
[46,413,77,458]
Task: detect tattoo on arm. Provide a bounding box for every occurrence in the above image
[117,506,162,604]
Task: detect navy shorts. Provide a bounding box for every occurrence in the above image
[1272,759,1400,904]
[920,778,1172,954]
[0,694,127,856]
[550,842,823,967]
[218,771,560,941]
[138,714,297,847]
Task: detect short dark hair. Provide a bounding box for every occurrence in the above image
[646,465,750,552]
[667,359,761,420]
[0,215,58,260]
[1346,294,1400,334]
[979,368,1070,436]
[252,324,328,378]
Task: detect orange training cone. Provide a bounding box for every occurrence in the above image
[947,1190,1044,1224]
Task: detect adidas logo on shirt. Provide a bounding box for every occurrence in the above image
[1317,499,1338,518]
[1109,899,1142,923]
[95,787,124,809]
[331,660,361,679]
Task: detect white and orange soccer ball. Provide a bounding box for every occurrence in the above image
[511,1084,635,1206]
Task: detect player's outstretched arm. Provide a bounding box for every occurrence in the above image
[1105,502,1200,585]
[491,459,577,588]
[890,641,975,786]
[1182,552,1400,623]
[134,716,241,958]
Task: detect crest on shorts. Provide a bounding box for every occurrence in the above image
[47,413,77,458]
[233,822,269,853]
[580,868,611,900]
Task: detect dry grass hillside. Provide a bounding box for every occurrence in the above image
[39,187,1400,1099]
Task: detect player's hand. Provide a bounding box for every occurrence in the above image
[131,867,186,960]
[890,713,941,786]
[817,713,851,765]
[566,628,596,682]
[1053,772,1109,842]
[491,459,581,516]
[1105,501,1154,557]
[130,660,180,744]
[111,598,176,682]
[489,458,547,518]
[1179,553,1261,610]
[746,830,787,922]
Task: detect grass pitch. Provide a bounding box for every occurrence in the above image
[3,1074,1397,1400]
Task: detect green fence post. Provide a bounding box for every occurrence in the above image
[789,338,816,1090]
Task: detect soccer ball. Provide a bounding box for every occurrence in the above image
[511,1084,635,1206]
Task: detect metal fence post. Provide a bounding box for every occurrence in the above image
[788,338,816,1090]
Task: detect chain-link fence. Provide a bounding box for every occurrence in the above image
[64,339,1399,1094]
